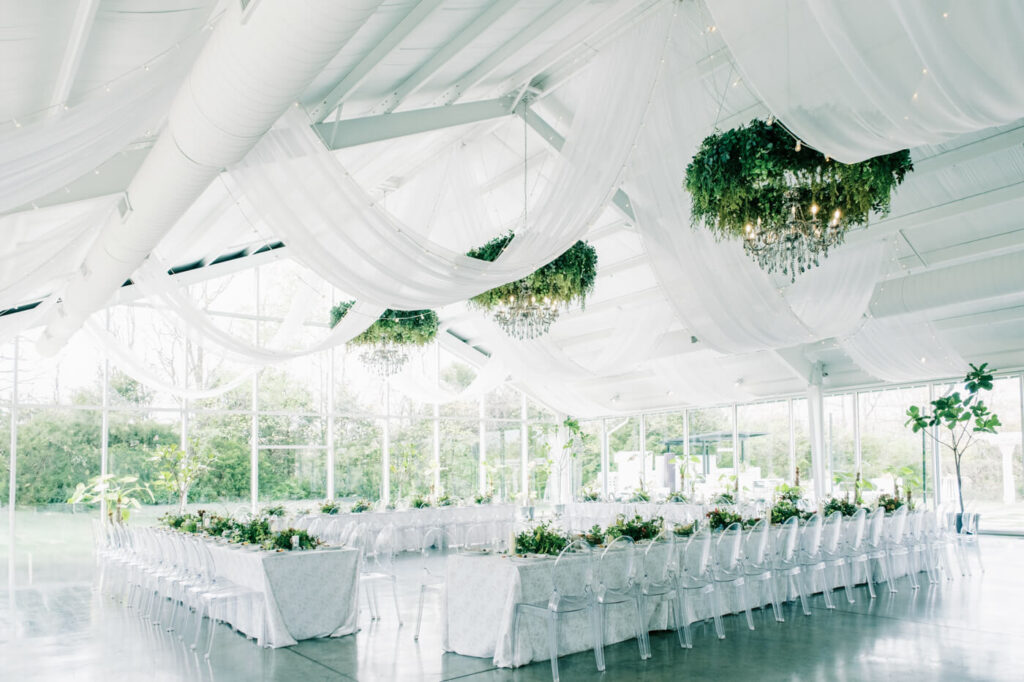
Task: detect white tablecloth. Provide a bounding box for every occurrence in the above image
[208,543,360,648]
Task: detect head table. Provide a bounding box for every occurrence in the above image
[207,541,360,648]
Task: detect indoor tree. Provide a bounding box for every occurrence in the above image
[905,363,1001,518]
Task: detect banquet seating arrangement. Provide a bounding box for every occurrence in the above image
[445,505,964,677]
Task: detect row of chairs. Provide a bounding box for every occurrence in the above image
[505,505,976,682]
[92,521,263,658]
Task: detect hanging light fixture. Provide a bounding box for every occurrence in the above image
[358,343,410,377]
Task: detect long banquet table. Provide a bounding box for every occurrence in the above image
[207,541,360,648]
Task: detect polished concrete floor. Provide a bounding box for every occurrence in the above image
[2,537,1023,681]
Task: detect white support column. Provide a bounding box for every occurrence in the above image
[682,409,691,491]
[181,338,190,454]
[100,314,110,522]
[8,337,19,590]
[929,383,941,506]
[326,347,336,500]
[433,402,441,495]
[600,418,609,499]
[807,364,827,501]
[250,268,260,514]
[478,395,487,494]
[787,398,796,480]
[853,391,862,478]
[638,414,647,490]
[382,382,391,507]
[520,393,529,505]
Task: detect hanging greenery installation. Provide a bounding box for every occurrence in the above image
[329,301,438,347]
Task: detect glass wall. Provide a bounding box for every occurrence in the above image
[858,386,930,501]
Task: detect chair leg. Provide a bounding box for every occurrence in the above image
[192,600,206,651]
[390,577,403,626]
[739,584,754,630]
[880,556,896,594]
[819,569,835,609]
[678,594,693,649]
[709,589,725,639]
[795,572,811,616]
[840,562,855,604]
[631,598,648,660]
[767,577,784,623]
[547,612,560,682]
[414,586,425,640]
[205,607,217,659]
[588,605,605,672]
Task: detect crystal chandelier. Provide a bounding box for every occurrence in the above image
[741,184,844,282]
[359,343,409,377]
[491,281,561,340]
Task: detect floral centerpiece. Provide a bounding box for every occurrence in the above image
[513,522,570,556]
[319,500,340,515]
[350,499,372,513]
[705,508,743,531]
[410,495,431,509]
[606,514,664,542]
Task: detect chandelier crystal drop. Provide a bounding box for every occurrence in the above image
[359,343,410,377]
[491,281,561,341]
[741,185,846,283]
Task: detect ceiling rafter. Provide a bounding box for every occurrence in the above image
[48,0,101,113]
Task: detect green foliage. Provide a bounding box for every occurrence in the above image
[606,514,664,542]
[149,442,215,514]
[823,497,859,517]
[628,487,650,503]
[266,528,320,551]
[673,521,696,537]
[319,500,340,515]
[905,363,1001,514]
[473,491,493,505]
[410,495,431,509]
[666,491,688,503]
[775,483,802,504]
[436,494,455,507]
[68,474,153,523]
[514,522,570,556]
[262,504,286,517]
[330,301,438,347]
[350,499,372,513]
[583,525,606,546]
[712,492,735,505]
[705,508,744,531]
[769,500,807,525]
[580,488,600,502]
[466,234,598,310]
[685,119,913,241]
[232,517,272,545]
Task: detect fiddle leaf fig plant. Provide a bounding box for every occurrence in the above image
[905,363,1001,516]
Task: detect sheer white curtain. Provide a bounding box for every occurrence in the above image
[707,0,1024,162]
[225,3,675,309]
[839,313,964,382]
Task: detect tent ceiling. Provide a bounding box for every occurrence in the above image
[2,0,1024,417]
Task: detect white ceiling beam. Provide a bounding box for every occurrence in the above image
[315,96,516,149]
[894,226,1024,275]
[373,0,519,115]
[433,0,579,106]
[912,124,1024,175]
[772,346,815,384]
[48,0,101,112]
[308,0,444,122]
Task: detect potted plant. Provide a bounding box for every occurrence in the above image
[905,363,1001,530]
[68,474,153,524]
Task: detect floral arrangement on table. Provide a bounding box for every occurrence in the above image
[159,512,321,551]
[666,491,688,503]
[606,514,664,542]
[262,504,286,517]
[875,492,903,514]
[267,528,321,551]
[770,500,808,525]
[436,494,455,507]
[580,488,600,502]
[513,522,570,556]
[673,521,697,537]
[473,491,493,505]
[319,500,341,515]
[705,508,744,531]
[775,483,802,505]
[627,487,651,503]
[465,233,599,316]
[684,118,913,279]
[823,497,861,517]
[711,491,735,506]
[582,525,606,546]
[742,517,763,529]
[350,499,373,513]
[410,495,432,509]
[330,301,439,347]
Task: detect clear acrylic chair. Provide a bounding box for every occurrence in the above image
[674,529,724,644]
[921,509,956,581]
[711,523,755,631]
[414,527,446,640]
[797,514,833,609]
[955,511,984,575]
[187,537,264,657]
[819,511,855,605]
[863,507,895,595]
[884,506,916,590]
[512,539,604,682]
[903,509,933,584]
[595,536,647,661]
[741,519,783,622]
[360,524,403,624]
[772,516,810,615]
[637,530,686,657]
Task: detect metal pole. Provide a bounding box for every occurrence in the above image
[9,336,19,590]
[100,313,110,521]
[520,393,529,505]
[682,409,691,492]
[639,414,647,490]
[250,268,260,514]
[852,392,861,479]
[787,398,796,479]
[432,402,441,495]
[326,347,335,500]
[478,395,487,494]
[600,418,609,499]
[382,381,390,506]
[929,383,941,507]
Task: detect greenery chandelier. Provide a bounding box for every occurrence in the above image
[330,302,438,377]
[685,119,913,281]
[466,233,597,340]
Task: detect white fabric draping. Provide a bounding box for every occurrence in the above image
[840,313,965,383]
[225,4,675,309]
[707,0,1024,163]
[625,2,887,355]
[0,26,209,212]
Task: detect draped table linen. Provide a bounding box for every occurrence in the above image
[207,543,360,648]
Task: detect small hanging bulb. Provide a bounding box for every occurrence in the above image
[824,155,831,162]
[745,223,753,235]
[811,204,819,216]
[766,115,775,126]
[794,139,802,152]
[834,208,841,221]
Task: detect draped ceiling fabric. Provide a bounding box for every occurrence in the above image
[706,0,1024,162]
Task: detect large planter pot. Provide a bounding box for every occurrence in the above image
[951,512,980,534]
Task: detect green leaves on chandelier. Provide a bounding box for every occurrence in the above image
[464,232,598,311]
[684,119,913,242]
[329,301,439,347]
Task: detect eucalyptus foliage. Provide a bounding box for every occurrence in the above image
[466,233,598,310]
[330,301,438,347]
[685,119,913,240]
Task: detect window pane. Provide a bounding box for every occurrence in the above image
[485,422,520,502]
[824,394,856,496]
[644,412,687,497]
[440,417,478,501]
[258,447,326,502]
[334,418,381,501]
[736,401,790,500]
[609,417,640,499]
[859,386,929,503]
[688,407,733,499]
[390,418,432,502]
